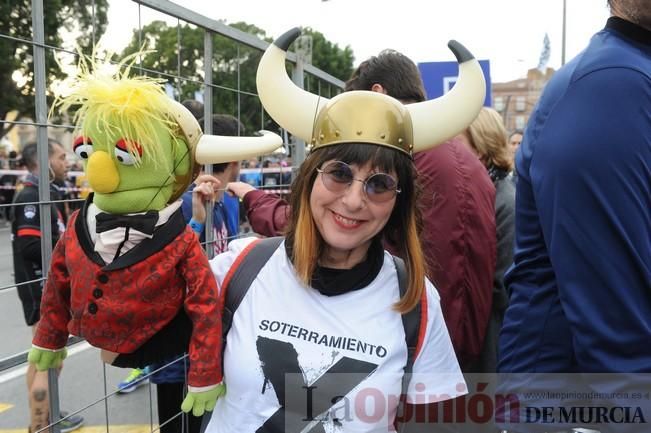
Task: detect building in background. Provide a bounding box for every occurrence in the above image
[492,67,555,133]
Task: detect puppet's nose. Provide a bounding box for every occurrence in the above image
[87,151,120,193]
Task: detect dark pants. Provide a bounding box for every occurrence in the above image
[113,309,192,368]
[157,382,202,433]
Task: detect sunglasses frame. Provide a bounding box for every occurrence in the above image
[316,160,401,203]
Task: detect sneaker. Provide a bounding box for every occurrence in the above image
[117,367,149,394]
[55,411,85,433]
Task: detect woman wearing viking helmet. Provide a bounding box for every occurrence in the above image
[200,28,486,432]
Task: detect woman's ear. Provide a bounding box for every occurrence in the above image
[173,136,191,177]
[370,83,387,95]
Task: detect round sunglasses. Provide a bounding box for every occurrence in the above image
[316,161,401,203]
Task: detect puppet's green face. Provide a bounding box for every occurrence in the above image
[75,112,191,214]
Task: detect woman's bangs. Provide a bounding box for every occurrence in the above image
[316,143,402,174]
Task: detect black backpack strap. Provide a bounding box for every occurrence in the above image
[393,256,427,432]
[393,256,421,391]
[221,236,284,343]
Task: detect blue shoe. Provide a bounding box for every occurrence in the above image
[117,367,149,394]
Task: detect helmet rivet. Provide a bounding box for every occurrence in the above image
[398,138,404,144]
[380,133,386,139]
[319,133,325,140]
[356,130,363,136]
[335,130,340,137]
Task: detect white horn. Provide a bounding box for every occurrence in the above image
[407,40,486,152]
[256,27,329,142]
[195,131,283,164]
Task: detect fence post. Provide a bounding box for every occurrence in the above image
[31,0,61,432]
[203,30,215,258]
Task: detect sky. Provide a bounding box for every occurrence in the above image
[101,0,611,83]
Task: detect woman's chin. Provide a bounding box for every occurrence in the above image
[321,232,372,258]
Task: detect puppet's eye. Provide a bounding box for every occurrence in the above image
[72,136,93,160]
[114,139,142,166]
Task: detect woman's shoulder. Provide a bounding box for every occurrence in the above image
[228,236,261,252]
[209,236,266,286]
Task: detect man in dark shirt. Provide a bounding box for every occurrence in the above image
[12,142,67,323]
[11,140,83,433]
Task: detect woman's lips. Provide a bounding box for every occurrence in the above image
[331,210,364,229]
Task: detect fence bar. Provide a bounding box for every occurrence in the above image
[31,1,61,429]
[203,29,215,258]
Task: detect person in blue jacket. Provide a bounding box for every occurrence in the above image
[499,0,650,431]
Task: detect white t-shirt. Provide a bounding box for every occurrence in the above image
[206,238,465,433]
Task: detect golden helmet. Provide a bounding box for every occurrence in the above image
[256,27,486,156]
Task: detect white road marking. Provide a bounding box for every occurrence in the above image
[0,342,93,384]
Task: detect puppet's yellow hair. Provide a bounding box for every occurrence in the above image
[52,51,180,167]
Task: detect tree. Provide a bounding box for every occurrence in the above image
[302,27,354,96]
[0,0,108,139]
[120,21,354,134]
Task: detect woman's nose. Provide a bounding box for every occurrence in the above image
[341,179,366,210]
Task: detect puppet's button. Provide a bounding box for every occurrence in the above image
[93,288,103,299]
[88,303,98,314]
[97,274,109,284]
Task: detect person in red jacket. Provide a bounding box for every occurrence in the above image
[227,49,496,369]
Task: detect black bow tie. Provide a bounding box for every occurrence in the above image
[95,211,159,235]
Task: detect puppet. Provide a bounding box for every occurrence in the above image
[27,53,282,414]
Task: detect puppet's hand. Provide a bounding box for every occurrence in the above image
[28,347,67,371]
[181,383,226,416]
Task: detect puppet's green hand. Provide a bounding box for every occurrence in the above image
[27,347,67,371]
[181,383,226,417]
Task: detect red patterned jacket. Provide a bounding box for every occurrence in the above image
[32,199,222,388]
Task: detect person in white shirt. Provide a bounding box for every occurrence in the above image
[195,27,487,432]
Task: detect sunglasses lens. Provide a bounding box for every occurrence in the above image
[366,173,398,202]
[322,161,353,192]
[319,161,399,203]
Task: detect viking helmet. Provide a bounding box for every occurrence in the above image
[256,27,486,156]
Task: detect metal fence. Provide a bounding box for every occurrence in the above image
[0,0,344,431]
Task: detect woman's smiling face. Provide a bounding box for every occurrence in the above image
[310,159,397,268]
